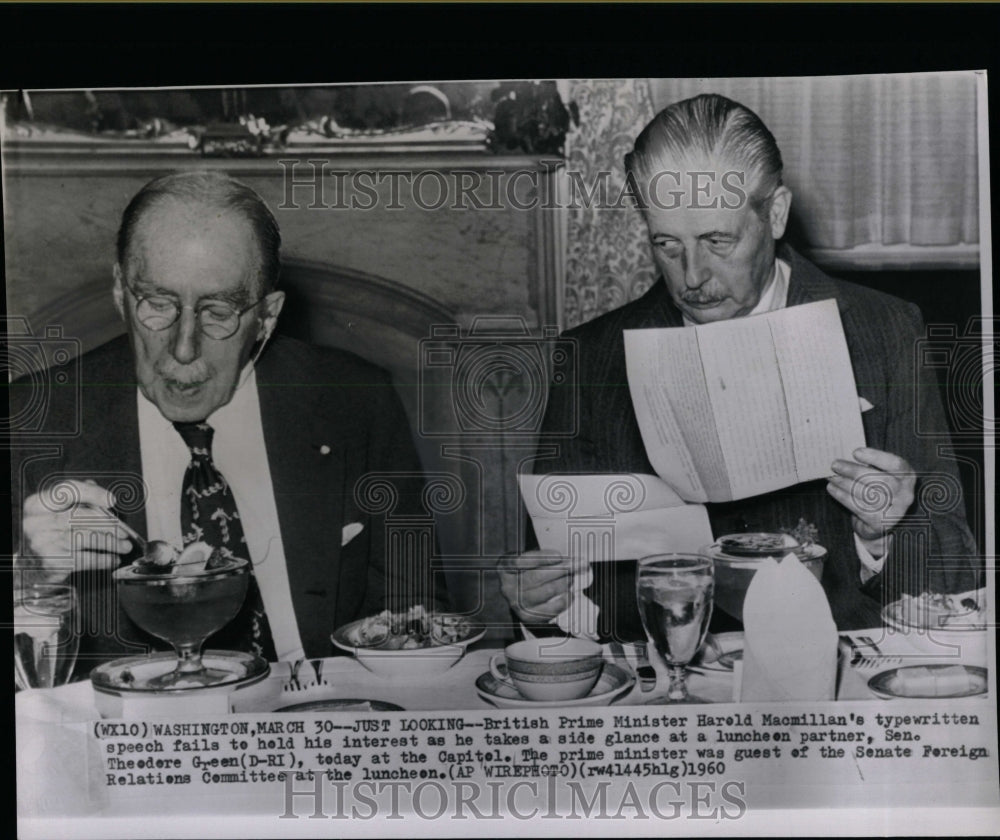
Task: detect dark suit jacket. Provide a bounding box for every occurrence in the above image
[532,246,979,635]
[10,335,444,678]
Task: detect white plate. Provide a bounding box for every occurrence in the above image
[332,613,486,677]
[476,662,635,709]
[716,532,801,558]
[90,650,269,693]
[693,632,744,672]
[705,542,826,567]
[882,601,986,633]
[331,613,486,651]
[868,664,987,699]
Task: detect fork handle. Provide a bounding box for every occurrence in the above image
[839,635,862,666]
[858,635,883,654]
[92,505,146,549]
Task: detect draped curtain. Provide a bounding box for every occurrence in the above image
[650,73,979,249]
[562,73,979,328]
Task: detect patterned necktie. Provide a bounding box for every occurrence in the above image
[174,421,277,662]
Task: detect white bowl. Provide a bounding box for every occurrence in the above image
[331,613,485,678]
[705,537,827,622]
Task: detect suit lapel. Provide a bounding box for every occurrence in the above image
[255,343,348,657]
[639,279,685,329]
[76,338,146,543]
[781,244,852,317]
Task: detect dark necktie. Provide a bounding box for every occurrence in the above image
[174,421,277,662]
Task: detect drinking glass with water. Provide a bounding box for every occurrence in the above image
[14,583,80,689]
[636,553,714,703]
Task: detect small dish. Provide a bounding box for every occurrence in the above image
[476,662,635,709]
[882,599,986,633]
[717,532,802,558]
[91,650,268,692]
[868,664,987,699]
[332,613,486,678]
[705,543,826,622]
[90,651,271,718]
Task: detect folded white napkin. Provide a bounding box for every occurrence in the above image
[740,554,838,701]
[16,688,108,816]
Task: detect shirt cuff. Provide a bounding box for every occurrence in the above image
[553,562,600,640]
[855,533,891,583]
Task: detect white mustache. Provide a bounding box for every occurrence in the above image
[157,363,211,385]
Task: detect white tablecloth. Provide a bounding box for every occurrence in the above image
[16,627,990,826]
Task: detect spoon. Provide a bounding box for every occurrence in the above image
[93,506,177,561]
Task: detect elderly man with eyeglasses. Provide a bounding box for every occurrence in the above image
[12,171,443,678]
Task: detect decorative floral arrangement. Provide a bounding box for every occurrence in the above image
[486,81,577,156]
[781,518,820,546]
[188,114,290,157]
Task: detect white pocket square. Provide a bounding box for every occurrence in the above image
[341,522,364,547]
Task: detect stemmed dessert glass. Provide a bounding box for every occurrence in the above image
[113,558,249,688]
[636,553,715,703]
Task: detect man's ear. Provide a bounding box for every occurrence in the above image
[258,290,285,341]
[768,186,793,240]
[112,264,125,319]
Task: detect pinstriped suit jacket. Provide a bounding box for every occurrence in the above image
[532,246,979,633]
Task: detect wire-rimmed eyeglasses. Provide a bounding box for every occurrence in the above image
[124,283,269,340]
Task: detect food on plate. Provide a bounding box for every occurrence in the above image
[717,532,800,557]
[896,592,985,629]
[347,605,475,649]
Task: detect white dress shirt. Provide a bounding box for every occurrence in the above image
[137,367,306,661]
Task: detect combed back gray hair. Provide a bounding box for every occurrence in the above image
[625,93,783,215]
[116,170,281,293]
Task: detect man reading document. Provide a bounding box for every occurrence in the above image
[499,94,979,637]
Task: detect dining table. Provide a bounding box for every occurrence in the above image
[15,622,992,834]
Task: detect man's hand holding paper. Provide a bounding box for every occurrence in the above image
[506,474,714,639]
[497,550,576,625]
[624,299,868,503]
[827,446,917,556]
